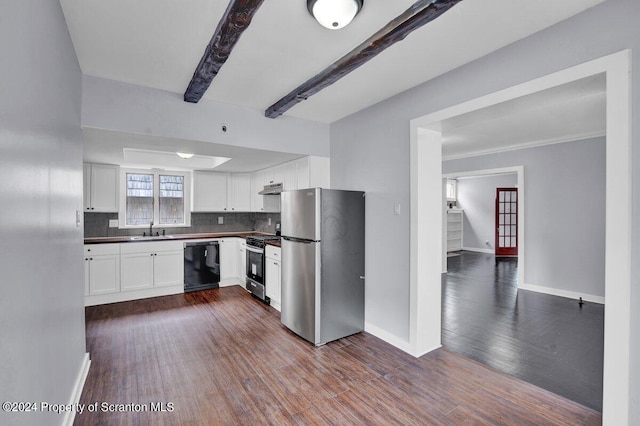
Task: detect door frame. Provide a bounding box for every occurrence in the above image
[442,167,523,281]
[409,50,631,424]
[495,187,519,256]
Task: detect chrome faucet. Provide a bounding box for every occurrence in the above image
[149,221,154,237]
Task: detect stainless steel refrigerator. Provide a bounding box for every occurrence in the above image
[280,188,365,346]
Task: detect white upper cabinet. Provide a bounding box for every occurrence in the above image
[84,163,119,212]
[251,170,265,212]
[192,171,228,212]
[228,173,252,212]
[296,156,330,189]
[281,161,297,191]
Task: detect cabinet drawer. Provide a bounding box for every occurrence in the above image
[265,245,281,260]
[84,244,120,256]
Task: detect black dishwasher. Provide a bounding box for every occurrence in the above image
[184,241,220,292]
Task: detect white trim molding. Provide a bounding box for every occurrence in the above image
[410,50,632,425]
[519,283,605,305]
[364,322,427,357]
[462,247,495,254]
[62,353,91,426]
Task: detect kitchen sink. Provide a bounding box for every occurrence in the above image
[129,235,176,241]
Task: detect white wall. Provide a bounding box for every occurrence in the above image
[445,138,605,298]
[455,174,517,251]
[0,1,86,425]
[82,75,330,157]
[331,0,639,421]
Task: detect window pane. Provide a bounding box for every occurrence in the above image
[126,173,154,226]
[159,175,184,225]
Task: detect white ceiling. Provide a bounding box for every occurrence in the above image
[60,0,607,170]
[439,73,606,159]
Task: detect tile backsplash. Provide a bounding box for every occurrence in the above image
[84,212,281,238]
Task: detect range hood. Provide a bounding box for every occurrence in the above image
[259,182,283,195]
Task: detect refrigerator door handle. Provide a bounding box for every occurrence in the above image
[282,236,316,244]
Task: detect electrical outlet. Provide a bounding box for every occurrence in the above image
[268,218,271,225]
[109,219,119,228]
[218,216,224,225]
[394,203,401,216]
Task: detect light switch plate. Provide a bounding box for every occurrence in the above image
[394,203,401,216]
[218,216,224,224]
[109,219,119,228]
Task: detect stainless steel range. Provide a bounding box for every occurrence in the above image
[245,235,280,304]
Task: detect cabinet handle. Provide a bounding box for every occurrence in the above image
[91,207,95,210]
[84,258,88,261]
[90,258,93,261]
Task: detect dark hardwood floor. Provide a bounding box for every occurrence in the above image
[442,251,604,412]
[76,285,600,425]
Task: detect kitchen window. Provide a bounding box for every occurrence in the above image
[119,168,191,228]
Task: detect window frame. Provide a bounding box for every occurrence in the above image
[446,179,457,202]
[119,168,191,229]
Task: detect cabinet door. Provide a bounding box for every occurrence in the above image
[265,259,281,305]
[120,253,154,291]
[84,256,90,296]
[193,172,228,212]
[90,164,119,212]
[83,164,91,211]
[251,171,264,212]
[282,161,297,191]
[219,239,238,281]
[295,157,310,189]
[238,246,246,289]
[154,251,184,287]
[89,255,120,295]
[229,174,252,212]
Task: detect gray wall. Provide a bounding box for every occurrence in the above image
[330,0,639,420]
[82,75,330,157]
[0,1,86,425]
[455,174,518,251]
[445,138,605,298]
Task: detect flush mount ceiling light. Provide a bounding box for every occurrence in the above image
[307,0,363,30]
[176,152,194,159]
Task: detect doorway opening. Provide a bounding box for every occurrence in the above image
[409,50,631,423]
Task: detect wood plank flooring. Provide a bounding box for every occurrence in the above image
[76,286,601,425]
[443,251,604,412]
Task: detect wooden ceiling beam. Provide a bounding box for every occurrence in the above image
[184,0,266,103]
[265,0,463,119]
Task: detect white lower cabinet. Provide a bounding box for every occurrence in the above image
[238,239,246,289]
[218,238,238,286]
[84,244,120,296]
[120,252,154,291]
[265,245,281,311]
[85,241,183,306]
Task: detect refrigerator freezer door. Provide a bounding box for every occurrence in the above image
[281,237,320,344]
[281,189,321,241]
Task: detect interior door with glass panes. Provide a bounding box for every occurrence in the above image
[495,188,518,256]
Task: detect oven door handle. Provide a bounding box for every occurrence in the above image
[246,246,264,254]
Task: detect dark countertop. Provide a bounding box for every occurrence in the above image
[84,231,276,245]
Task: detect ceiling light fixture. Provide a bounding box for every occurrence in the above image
[176,152,194,159]
[307,0,363,30]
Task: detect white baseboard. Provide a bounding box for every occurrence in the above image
[62,352,90,426]
[519,283,605,304]
[462,246,495,254]
[364,322,416,357]
[85,284,184,307]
